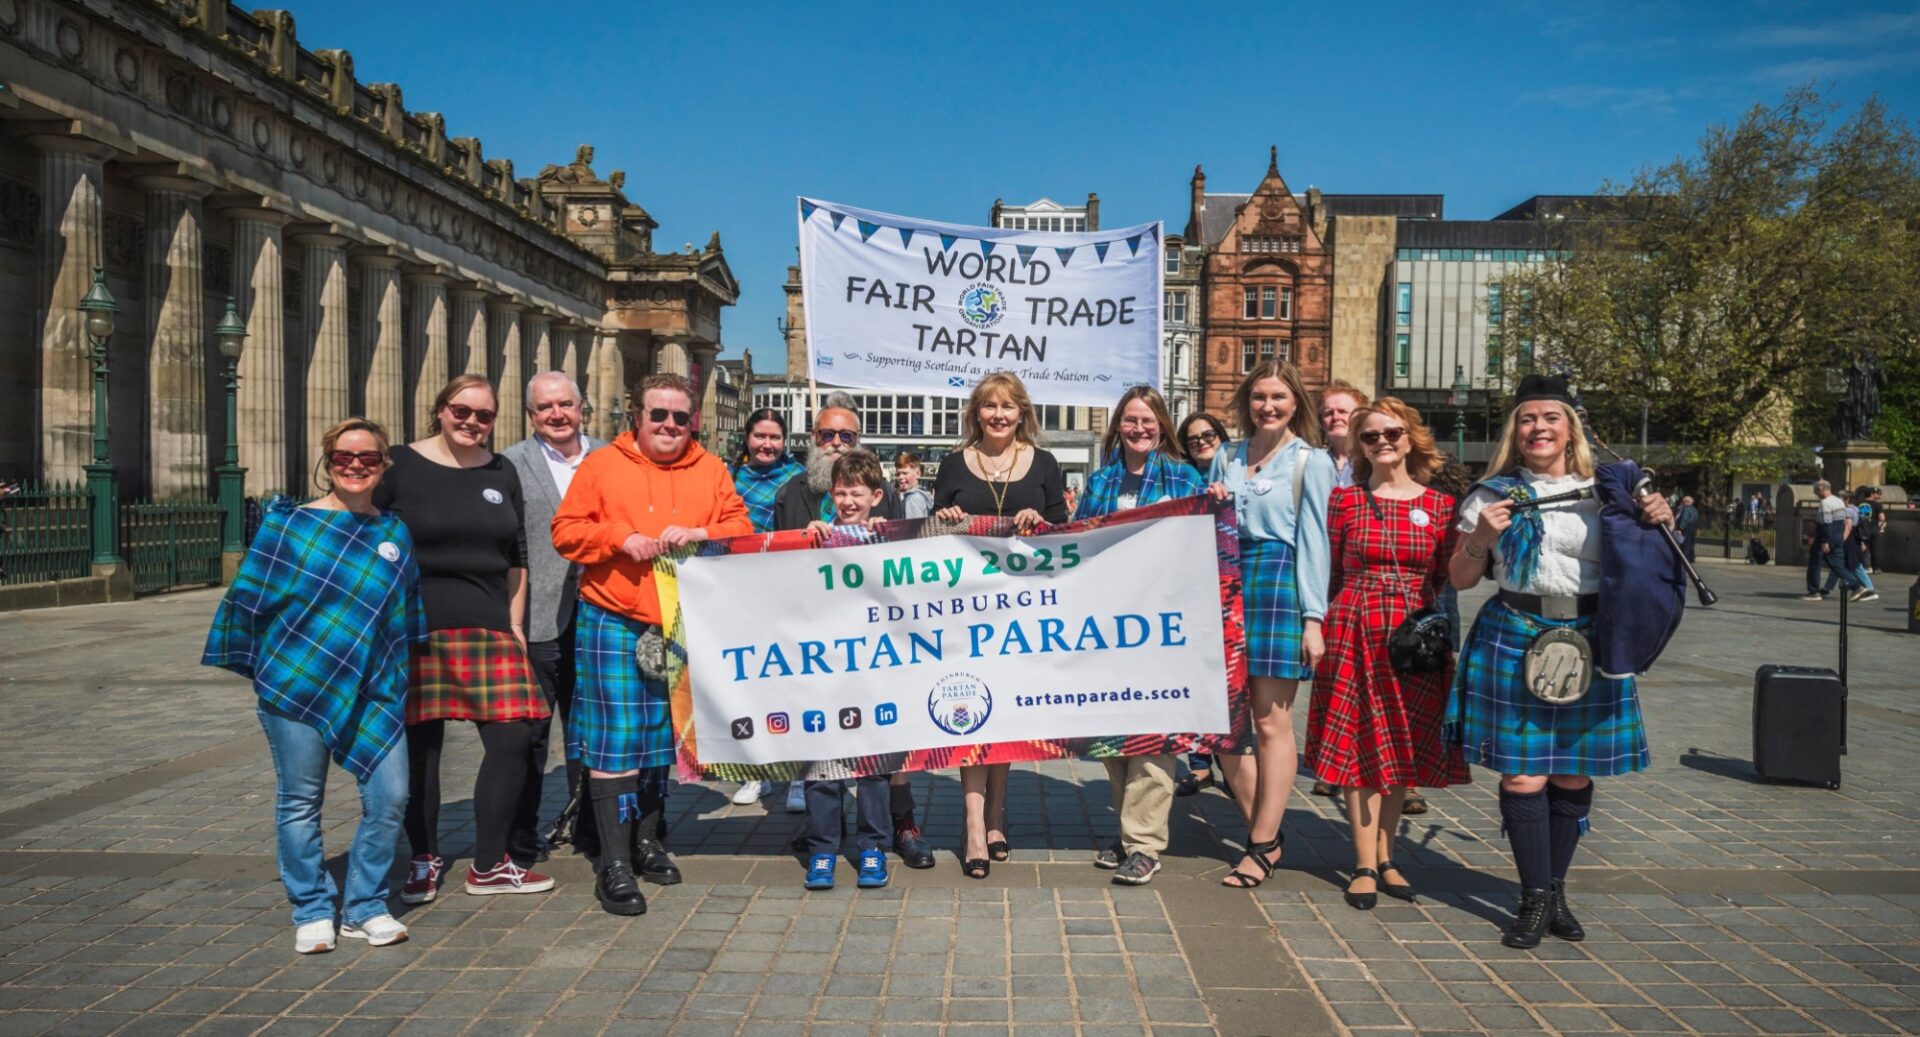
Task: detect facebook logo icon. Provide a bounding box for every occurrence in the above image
[875,702,899,726]
[802,710,827,733]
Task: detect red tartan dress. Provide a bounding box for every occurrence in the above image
[1305,485,1471,790]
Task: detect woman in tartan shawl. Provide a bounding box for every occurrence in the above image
[1448,374,1672,950]
[204,419,425,954]
[1078,386,1207,887]
[730,408,804,535]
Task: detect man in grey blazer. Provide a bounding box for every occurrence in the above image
[502,371,606,863]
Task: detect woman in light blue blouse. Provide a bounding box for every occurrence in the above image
[1206,360,1334,889]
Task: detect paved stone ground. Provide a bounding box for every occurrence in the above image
[0,561,1916,1036]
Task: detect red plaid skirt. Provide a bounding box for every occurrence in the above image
[406,628,550,725]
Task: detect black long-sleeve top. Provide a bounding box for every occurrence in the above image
[373,445,527,633]
[932,446,1069,524]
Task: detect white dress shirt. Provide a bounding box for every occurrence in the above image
[538,434,587,497]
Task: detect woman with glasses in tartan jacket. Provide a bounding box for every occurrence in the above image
[204,419,424,954]
[1304,398,1469,911]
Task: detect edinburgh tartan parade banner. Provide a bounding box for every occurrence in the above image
[654,496,1249,781]
[796,197,1163,407]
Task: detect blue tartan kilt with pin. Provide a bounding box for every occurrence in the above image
[573,601,674,773]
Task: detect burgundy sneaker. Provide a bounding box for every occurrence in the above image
[400,854,443,905]
[465,858,556,896]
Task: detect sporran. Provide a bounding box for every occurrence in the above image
[1523,627,1592,704]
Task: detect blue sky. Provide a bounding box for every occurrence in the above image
[297,1,1919,372]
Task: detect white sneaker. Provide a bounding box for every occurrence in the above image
[785,781,807,813]
[294,919,335,955]
[732,780,766,805]
[340,914,409,946]
[1855,591,1880,602]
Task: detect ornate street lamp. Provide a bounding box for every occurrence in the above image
[214,296,249,561]
[78,267,121,567]
[1449,364,1471,462]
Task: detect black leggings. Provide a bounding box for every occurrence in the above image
[405,719,541,868]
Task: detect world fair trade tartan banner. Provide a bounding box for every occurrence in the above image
[653,496,1250,782]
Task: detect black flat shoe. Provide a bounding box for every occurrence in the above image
[1501,887,1553,949]
[893,823,936,870]
[987,839,1010,862]
[1174,771,1213,797]
[1377,860,1416,902]
[963,858,990,880]
[594,859,647,916]
[636,839,683,886]
[1344,868,1379,911]
[1548,879,1585,941]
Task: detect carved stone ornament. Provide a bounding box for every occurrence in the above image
[165,73,192,113]
[211,96,233,132]
[252,116,271,149]
[322,150,341,184]
[352,164,367,197]
[289,135,307,167]
[0,0,22,35]
[114,49,138,88]
[56,19,84,63]
[1261,199,1284,220]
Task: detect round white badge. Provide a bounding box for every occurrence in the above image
[377,541,401,562]
[482,488,504,504]
[1410,508,1432,527]
[1250,478,1274,496]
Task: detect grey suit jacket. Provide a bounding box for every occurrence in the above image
[503,434,606,643]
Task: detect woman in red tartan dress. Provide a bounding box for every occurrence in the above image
[1305,398,1470,910]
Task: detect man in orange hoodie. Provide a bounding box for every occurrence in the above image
[552,373,752,916]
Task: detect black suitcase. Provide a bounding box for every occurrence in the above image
[1752,665,1844,788]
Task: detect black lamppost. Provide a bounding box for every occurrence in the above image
[213,296,248,562]
[1449,364,1471,463]
[79,267,121,568]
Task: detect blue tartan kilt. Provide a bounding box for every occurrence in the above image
[573,601,673,773]
[1450,598,1649,778]
[1242,537,1310,681]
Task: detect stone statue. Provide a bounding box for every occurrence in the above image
[536,144,599,184]
[1833,352,1887,442]
[609,170,626,190]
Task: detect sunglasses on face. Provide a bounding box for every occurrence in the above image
[328,451,386,471]
[445,404,496,425]
[1183,431,1219,448]
[1359,427,1408,446]
[814,428,858,445]
[645,408,692,427]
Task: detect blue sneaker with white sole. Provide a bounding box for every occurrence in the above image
[857,848,890,888]
[804,853,836,890]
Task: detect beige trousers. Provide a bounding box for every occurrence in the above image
[1103,754,1176,857]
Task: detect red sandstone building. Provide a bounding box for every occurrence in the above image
[1186,148,1334,419]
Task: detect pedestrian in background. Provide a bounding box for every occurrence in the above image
[1800,480,1857,602]
[1310,380,1370,802]
[894,451,934,519]
[205,418,422,953]
[1674,495,1700,563]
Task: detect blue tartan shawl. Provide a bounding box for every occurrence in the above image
[732,456,804,534]
[1077,451,1209,519]
[203,499,426,781]
[1473,471,1545,589]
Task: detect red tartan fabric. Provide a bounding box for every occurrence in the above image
[406,627,549,725]
[1305,486,1471,789]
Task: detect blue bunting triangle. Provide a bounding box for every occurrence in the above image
[1095,242,1110,263]
[857,220,880,242]
[801,200,817,221]
[1126,234,1142,255]
[830,212,846,232]
[1149,225,1160,244]
[1016,244,1037,263]
[897,226,913,248]
[1054,246,1075,266]
[979,239,995,257]
[939,233,958,251]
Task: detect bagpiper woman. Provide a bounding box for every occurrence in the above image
[1448,374,1672,949]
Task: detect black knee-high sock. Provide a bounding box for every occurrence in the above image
[890,781,916,827]
[1499,788,1552,892]
[590,774,641,868]
[1547,781,1594,882]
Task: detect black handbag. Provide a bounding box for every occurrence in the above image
[1388,606,1453,674]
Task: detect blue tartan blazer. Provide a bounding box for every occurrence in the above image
[1077,451,1208,519]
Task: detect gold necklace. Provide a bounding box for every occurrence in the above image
[976,444,1023,516]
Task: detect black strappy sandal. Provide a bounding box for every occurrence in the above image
[1344,868,1379,911]
[963,858,991,880]
[987,839,1011,862]
[1219,834,1284,889]
[1377,860,1416,902]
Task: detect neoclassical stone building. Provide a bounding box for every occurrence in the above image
[1,0,735,498]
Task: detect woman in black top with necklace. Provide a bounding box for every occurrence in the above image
[932,372,1069,878]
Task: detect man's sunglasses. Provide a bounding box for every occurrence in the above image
[814,429,858,445]
[645,408,692,427]
[445,404,496,425]
[1359,427,1408,446]
[1183,431,1219,448]
[328,451,387,470]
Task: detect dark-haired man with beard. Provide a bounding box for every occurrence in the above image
[771,395,936,870]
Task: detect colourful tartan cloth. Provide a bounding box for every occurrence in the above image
[1446,597,1649,777]
[574,600,674,771]
[732,457,804,534]
[1077,452,1208,519]
[203,500,426,782]
[1243,537,1310,680]
[406,628,547,724]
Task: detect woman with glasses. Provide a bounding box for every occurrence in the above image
[205,419,423,953]
[376,374,555,904]
[1078,386,1208,886]
[1303,399,1468,911]
[1173,411,1232,798]
[932,371,1070,879]
[726,408,805,808]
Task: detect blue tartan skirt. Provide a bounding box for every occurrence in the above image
[574,602,673,773]
[1448,598,1650,777]
[1242,537,1310,682]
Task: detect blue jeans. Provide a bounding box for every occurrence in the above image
[258,701,409,926]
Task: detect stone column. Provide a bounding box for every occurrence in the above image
[487,296,526,446]
[291,231,350,479]
[550,322,579,382]
[448,284,489,380]
[593,329,626,441]
[135,175,217,497]
[350,247,404,436]
[521,310,554,381]
[688,342,721,437]
[29,134,116,484]
[222,205,292,495]
[402,266,450,439]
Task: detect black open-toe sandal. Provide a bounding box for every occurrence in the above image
[1344,868,1379,911]
[963,858,990,880]
[1219,834,1283,889]
[1377,860,1416,902]
[987,839,1010,862]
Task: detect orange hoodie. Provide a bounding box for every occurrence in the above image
[551,433,752,626]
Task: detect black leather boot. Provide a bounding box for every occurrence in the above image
[1548,879,1585,942]
[634,811,682,885]
[1501,887,1553,949]
[594,858,646,916]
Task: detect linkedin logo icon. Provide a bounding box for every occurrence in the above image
[875,702,899,726]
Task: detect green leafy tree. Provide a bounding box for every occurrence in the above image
[1504,88,1920,478]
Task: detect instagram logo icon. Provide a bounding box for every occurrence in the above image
[766,712,790,734]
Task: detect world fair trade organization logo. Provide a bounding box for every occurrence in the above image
[957,283,1006,329]
[928,673,992,736]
